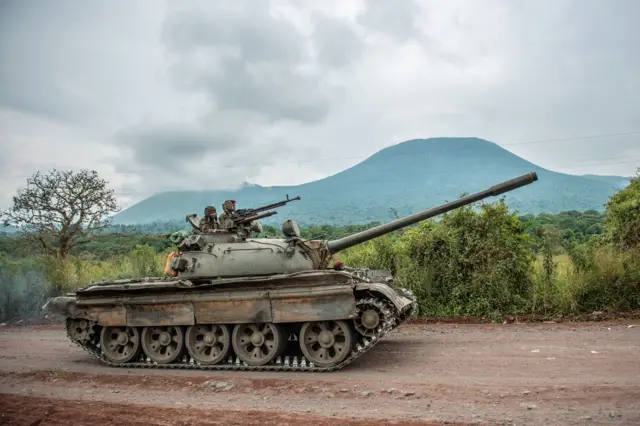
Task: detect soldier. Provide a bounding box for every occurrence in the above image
[198,206,219,233]
[217,199,236,229]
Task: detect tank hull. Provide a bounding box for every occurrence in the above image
[45,270,417,372]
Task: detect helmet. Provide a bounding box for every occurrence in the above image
[204,206,217,216]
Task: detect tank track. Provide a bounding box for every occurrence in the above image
[65,296,416,372]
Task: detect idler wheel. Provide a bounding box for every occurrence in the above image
[100,326,142,363]
[67,318,92,343]
[354,298,389,337]
[141,326,185,364]
[231,323,285,366]
[185,324,231,365]
[299,320,354,367]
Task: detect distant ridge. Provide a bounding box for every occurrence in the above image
[111,137,631,226]
[580,174,630,189]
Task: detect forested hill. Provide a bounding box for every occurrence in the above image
[111,137,630,226]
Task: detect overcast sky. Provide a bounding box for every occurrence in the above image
[1,0,638,210]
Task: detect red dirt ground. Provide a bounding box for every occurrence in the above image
[1,321,639,425]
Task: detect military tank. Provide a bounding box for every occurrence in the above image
[44,172,538,372]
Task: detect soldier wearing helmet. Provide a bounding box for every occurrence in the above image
[198,205,219,233]
[217,200,236,229]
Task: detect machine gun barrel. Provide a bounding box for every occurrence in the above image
[326,172,538,254]
[234,211,277,225]
[236,195,301,217]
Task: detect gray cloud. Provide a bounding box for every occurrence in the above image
[311,12,364,68]
[0,0,166,130]
[195,56,331,124]
[160,0,334,124]
[356,0,420,41]
[0,0,639,210]
[115,123,238,169]
[162,0,303,63]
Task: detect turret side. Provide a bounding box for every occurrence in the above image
[326,172,538,254]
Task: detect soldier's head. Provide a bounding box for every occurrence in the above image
[223,199,236,213]
[204,206,217,217]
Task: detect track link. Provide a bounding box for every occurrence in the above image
[65,296,415,372]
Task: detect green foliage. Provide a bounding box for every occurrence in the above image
[340,200,640,320]
[519,209,607,249]
[342,200,535,320]
[530,246,640,316]
[605,169,640,249]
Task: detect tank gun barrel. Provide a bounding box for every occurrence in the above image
[326,172,538,254]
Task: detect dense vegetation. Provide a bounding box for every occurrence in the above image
[1,169,638,324]
[109,138,630,226]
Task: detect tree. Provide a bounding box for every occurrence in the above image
[605,167,640,249]
[1,169,119,259]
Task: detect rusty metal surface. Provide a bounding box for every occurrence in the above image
[194,299,272,324]
[74,283,359,325]
[269,283,357,322]
[55,276,413,327]
[126,303,195,327]
[271,294,356,323]
[82,305,127,326]
[76,270,358,295]
[269,283,355,298]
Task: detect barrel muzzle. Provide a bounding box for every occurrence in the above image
[489,172,538,197]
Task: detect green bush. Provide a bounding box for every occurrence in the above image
[605,170,640,249]
[341,198,640,320]
[342,200,535,320]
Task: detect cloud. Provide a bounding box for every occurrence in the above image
[116,122,239,169]
[356,0,420,41]
[311,12,364,68]
[0,0,639,211]
[159,0,336,123]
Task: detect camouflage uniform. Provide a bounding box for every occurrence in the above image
[198,206,219,233]
[217,199,236,229]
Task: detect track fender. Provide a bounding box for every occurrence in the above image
[355,283,414,314]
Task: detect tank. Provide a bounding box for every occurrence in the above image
[44,172,538,372]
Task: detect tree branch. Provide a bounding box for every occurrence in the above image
[0,169,120,259]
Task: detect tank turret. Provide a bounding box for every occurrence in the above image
[44,172,538,372]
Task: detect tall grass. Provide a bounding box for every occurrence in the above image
[0,244,174,322]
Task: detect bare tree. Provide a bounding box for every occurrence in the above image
[1,169,120,259]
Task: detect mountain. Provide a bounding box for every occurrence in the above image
[580,174,631,189]
[111,137,631,226]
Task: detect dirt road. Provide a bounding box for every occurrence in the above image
[1,321,638,425]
